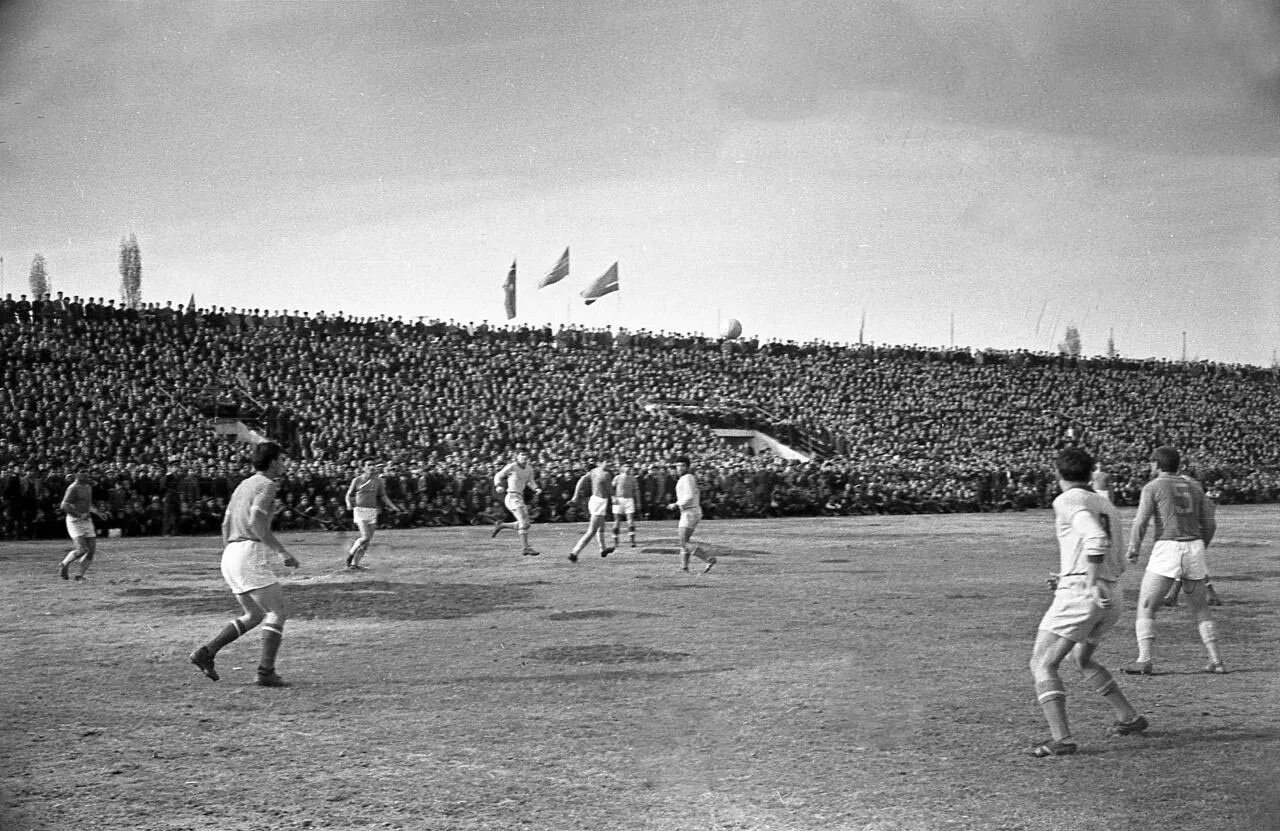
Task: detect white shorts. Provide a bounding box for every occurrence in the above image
[1039,577,1121,645]
[504,492,530,524]
[66,516,95,540]
[1147,539,1209,581]
[678,507,702,530]
[587,495,609,518]
[612,497,636,516]
[353,506,379,527]
[221,540,280,595]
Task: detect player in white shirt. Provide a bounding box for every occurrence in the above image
[667,456,717,573]
[491,450,543,556]
[1027,447,1148,757]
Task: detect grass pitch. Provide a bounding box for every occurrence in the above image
[2,507,1279,830]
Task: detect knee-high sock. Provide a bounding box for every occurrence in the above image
[206,618,252,656]
[1035,680,1071,742]
[1135,617,1155,663]
[1083,666,1136,721]
[1198,620,1222,664]
[259,623,284,671]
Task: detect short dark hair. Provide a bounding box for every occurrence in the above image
[252,441,284,472]
[1152,446,1180,472]
[1055,447,1094,483]
[674,455,690,466]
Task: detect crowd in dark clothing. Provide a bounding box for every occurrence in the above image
[3,290,1280,540]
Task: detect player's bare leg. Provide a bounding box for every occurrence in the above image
[191,591,268,682]
[1182,578,1225,672]
[60,536,93,580]
[1073,642,1146,735]
[677,526,715,573]
[246,583,290,686]
[570,516,611,561]
[61,536,96,580]
[516,508,538,556]
[677,525,693,571]
[1124,571,1176,674]
[348,519,375,569]
[1028,630,1078,755]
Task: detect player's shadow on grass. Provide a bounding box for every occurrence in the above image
[636,541,770,560]
[1139,726,1280,749]
[120,580,535,620]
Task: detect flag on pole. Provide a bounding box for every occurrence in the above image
[580,262,619,305]
[502,260,517,320]
[538,247,570,289]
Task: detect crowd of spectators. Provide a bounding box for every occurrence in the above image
[3,290,1280,540]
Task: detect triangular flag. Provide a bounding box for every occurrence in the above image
[538,247,570,289]
[581,262,619,305]
[503,260,517,320]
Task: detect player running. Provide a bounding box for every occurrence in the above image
[344,460,401,570]
[492,450,543,556]
[1123,446,1226,675]
[569,456,615,562]
[1028,447,1148,757]
[668,456,716,573]
[189,441,299,688]
[58,469,100,581]
[611,461,640,549]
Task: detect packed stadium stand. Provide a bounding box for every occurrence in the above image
[3,292,1279,539]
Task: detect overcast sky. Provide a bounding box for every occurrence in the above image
[2,1,1277,363]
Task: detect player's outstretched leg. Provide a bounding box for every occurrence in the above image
[190,612,262,682]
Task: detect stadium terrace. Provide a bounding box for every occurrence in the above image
[3,294,1279,541]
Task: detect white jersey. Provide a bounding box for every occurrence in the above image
[675,473,700,511]
[495,462,538,494]
[1053,486,1126,582]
